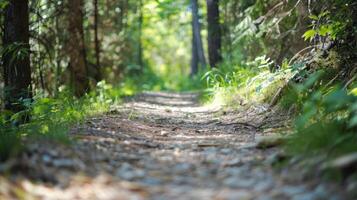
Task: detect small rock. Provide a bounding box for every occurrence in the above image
[53,158,75,168]
[198,143,219,147]
[253,180,274,192]
[47,150,59,157]
[312,185,330,199]
[119,162,131,171]
[322,153,357,172]
[291,192,317,200]
[216,190,253,200]
[195,129,204,133]
[255,196,274,200]
[223,177,256,189]
[280,186,305,196]
[140,177,162,185]
[256,135,285,149]
[347,180,357,197]
[223,158,242,167]
[173,163,192,173]
[116,163,146,180]
[118,169,145,180]
[42,154,52,164]
[160,131,169,137]
[221,148,232,154]
[265,152,287,165]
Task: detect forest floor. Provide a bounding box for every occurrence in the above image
[0,92,347,200]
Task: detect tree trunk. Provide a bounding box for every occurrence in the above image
[191,33,199,75]
[137,0,143,69]
[55,4,62,97]
[190,0,206,75]
[67,0,89,97]
[222,1,232,54]
[93,0,101,82]
[2,0,32,117]
[206,0,222,68]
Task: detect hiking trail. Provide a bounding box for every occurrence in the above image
[0,92,344,200]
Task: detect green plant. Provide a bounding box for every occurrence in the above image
[284,72,357,158]
[0,81,128,161]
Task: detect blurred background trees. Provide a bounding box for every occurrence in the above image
[0,0,356,115]
[2,0,32,118]
[190,0,206,76]
[0,0,356,175]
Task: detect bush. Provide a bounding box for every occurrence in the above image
[283,71,357,158]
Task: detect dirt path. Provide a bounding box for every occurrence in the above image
[0,92,344,200]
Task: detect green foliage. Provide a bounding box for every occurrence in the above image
[209,1,357,180]
[0,114,22,162]
[284,78,357,158]
[0,81,127,161]
[1,42,30,66]
[303,10,346,41]
[142,0,192,83]
[0,0,9,10]
[172,71,206,92]
[202,53,303,106]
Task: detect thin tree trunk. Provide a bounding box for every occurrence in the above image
[37,17,45,91]
[93,0,101,82]
[191,32,198,76]
[223,1,232,54]
[191,0,206,75]
[67,0,89,97]
[55,6,61,97]
[137,0,144,69]
[206,0,222,68]
[2,0,32,117]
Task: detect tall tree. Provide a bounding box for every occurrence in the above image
[190,0,206,76]
[67,0,89,97]
[2,0,32,116]
[206,0,222,68]
[93,0,102,82]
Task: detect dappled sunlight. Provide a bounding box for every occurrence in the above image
[7,175,146,200]
[142,1,192,80]
[1,0,356,199]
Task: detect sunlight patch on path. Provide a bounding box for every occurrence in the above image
[0,92,344,200]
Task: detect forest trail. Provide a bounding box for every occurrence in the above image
[1,92,343,200]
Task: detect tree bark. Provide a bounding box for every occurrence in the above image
[2,0,32,116]
[191,32,199,75]
[67,0,89,97]
[206,0,222,68]
[137,0,143,69]
[190,0,206,76]
[93,0,102,82]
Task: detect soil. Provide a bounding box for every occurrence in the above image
[0,92,347,200]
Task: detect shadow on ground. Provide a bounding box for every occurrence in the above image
[0,92,346,200]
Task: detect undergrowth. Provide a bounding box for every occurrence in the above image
[203,54,357,163]
[203,55,295,107]
[0,80,138,162]
[282,72,357,158]
[201,0,357,167]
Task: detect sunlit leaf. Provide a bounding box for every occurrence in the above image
[303,29,317,41]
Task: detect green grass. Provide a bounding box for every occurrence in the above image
[0,80,139,161]
[202,53,357,164]
[202,55,293,107]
